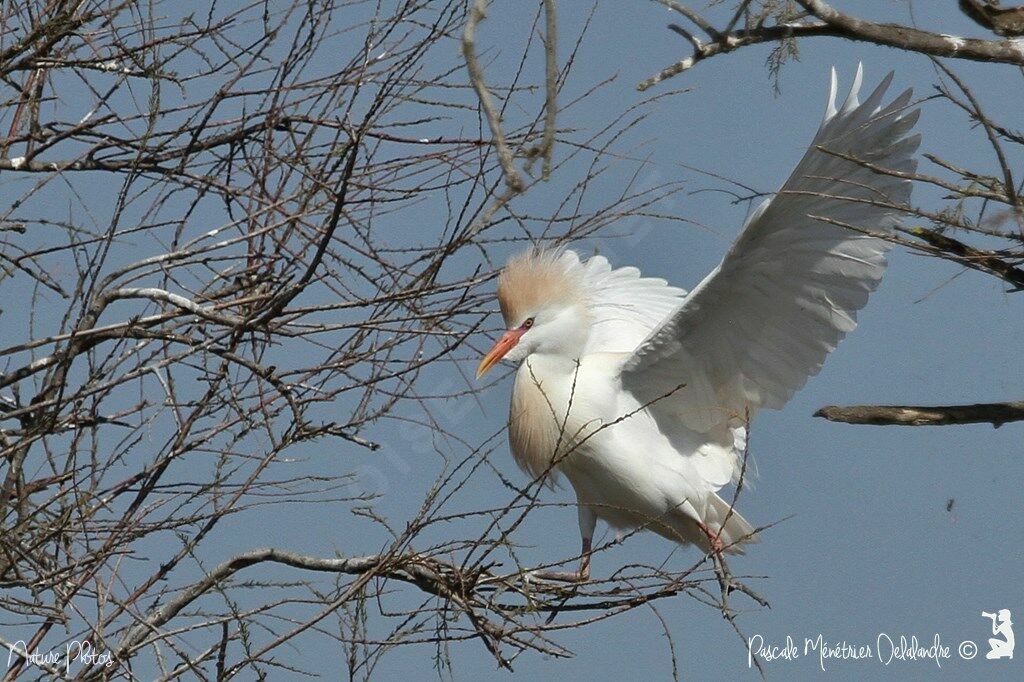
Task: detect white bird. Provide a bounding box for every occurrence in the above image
[476,66,920,580]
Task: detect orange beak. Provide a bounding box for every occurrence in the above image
[476,328,526,379]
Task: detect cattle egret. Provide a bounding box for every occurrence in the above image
[477,66,920,581]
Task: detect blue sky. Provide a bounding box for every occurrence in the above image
[2,1,1022,679]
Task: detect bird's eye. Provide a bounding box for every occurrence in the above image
[522,317,534,329]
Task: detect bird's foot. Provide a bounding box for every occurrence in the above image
[527,568,590,583]
[697,521,725,556]
[525,539,591,584]
[709,535,725,555]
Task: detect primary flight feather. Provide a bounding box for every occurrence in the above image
[476,66,920,579]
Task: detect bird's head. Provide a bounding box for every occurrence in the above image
[476,249,589,379]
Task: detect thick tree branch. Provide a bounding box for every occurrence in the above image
[797,0,1024,62]
[908,226,1024,290]
[462,0,525,192]
[794,0,1024,60]
[641,0,1024,90]
[815,401,1024,427]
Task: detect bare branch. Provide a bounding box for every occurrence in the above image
[959,0,1024,37]
[542,0,559,180]
[797,0,1024,63]
[640,0,1024,90]
[907,227,1024,290]
[463,0,525,192]
[815,402,1024,427]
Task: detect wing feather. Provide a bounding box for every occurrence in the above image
[619,66,921,483]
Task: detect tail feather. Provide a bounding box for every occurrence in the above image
[705,492,759,554]
[656,492,759,555]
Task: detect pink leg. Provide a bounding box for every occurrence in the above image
[697,521,724,555]
[533,536,592,583]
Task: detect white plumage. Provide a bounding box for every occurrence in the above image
[477,66,920,575]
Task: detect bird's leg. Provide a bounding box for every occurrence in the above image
[532,536,591,582]
[697,520,725,556]
[530,504,595,582]
[697,519,738,607]
[695,520,769,608]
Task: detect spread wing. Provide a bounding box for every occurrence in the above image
[620,66,920,481]
[557,251,687,355]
